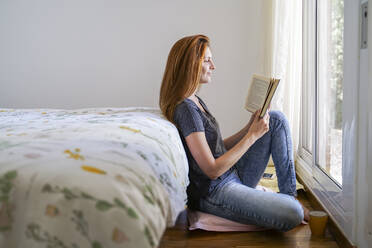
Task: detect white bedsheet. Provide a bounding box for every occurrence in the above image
[0,107,189,248]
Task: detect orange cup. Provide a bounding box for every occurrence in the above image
[309,211,328,236]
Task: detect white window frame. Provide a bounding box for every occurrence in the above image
[297,0,359,242]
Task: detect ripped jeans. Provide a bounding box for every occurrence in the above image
[198,111,304,231]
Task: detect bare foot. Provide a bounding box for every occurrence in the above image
[300,201,310,222]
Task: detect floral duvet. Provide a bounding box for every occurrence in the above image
[0,107,189,248]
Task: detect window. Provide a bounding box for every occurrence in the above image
[298,0,350,237]
[317,0,344,186]
[299,0,367,243]
[299,0,344,185]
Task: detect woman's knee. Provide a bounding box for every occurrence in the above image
[281,200,304,231]
[268,110,291,132]
[269,110,287,122]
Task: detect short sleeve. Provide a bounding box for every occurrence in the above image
[173,101,205,138]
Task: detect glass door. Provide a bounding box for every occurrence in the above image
[316,0,344,186]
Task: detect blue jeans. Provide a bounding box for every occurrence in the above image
[198,111,303,231]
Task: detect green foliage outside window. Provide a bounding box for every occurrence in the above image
[330,0,344,129]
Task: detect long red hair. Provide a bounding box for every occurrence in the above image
[159,34,210,124]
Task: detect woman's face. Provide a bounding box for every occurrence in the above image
[200,47,215,84]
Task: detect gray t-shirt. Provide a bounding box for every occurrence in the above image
[173,95,234,209]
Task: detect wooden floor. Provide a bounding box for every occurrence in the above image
[159,190,340,248]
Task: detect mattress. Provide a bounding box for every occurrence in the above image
[0,107,189,248]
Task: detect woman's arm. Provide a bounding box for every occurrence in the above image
[185,111,269,180]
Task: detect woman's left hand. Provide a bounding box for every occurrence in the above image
[246,107,271,131]
[246,111,257,131]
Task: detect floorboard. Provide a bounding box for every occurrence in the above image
[159,190,339,248]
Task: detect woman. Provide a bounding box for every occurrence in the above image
[159,34,308,231]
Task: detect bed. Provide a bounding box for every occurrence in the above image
[0,107,189,248]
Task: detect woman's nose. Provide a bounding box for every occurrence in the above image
[210,60,216,70]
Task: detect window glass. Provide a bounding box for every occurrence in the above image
[317,0,344,185]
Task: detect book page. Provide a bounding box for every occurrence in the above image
[245,77,270,113]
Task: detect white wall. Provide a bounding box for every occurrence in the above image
[355,0,371,246]
[0,0,268,137]
[347,0,371,247]
[368,1,372,246]
[360,1,372,247]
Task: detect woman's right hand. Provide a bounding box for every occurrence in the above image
[247,110,270,140]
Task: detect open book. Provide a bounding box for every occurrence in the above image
[244,74,280,118]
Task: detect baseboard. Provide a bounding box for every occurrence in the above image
[296,173,357,248]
